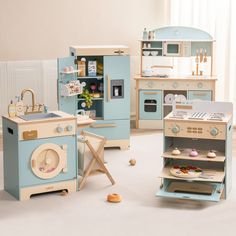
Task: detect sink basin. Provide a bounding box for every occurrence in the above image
[19,113,61,121]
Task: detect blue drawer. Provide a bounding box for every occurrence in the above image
[139,90,163,120]
[77,119,130,140]
[156,179,224,202]
[188,90,212,101]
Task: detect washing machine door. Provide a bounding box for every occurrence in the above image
[31,143,67,179]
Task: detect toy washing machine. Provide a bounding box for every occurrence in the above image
[2,111,77,200]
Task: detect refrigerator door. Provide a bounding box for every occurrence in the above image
[103,56,130,120]
[57,56,77,115]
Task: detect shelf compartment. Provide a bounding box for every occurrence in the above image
[162,149,225,162]
[156,179,224,202]
[159,166,225,183]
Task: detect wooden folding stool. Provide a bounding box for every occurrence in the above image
[77,131,115,190]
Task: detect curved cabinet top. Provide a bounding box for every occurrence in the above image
[152,26,214,42]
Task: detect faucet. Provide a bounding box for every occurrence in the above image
[21,88,44,114]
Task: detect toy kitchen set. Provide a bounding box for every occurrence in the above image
[58,45,130,150]
[2,89,77,200]
[156,100,233,202]
[135,26,216,129]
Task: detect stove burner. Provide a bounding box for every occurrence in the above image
[171,111,187,119]
[188,112,207,120]
[208,113,225,121]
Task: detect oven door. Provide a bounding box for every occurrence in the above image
[139,90,162,120]
[156,179,224,202]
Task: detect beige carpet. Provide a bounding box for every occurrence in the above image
[0,133,236,236]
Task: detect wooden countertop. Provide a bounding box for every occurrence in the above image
[2,111,76,125]
[134,75,217,80]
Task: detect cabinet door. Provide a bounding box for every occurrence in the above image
[57,56,77,115]
[188,90,212,101]
[103,56,130,120]
[139,90,162,120]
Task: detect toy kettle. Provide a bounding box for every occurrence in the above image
[189,149,198,157]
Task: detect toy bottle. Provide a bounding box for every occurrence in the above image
[8,100,16,117]
[143,28,148,40]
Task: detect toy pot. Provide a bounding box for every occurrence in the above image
[189,149,198,157]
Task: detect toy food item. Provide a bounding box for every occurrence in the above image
[171,147,181,155]
[107,193,122,203]
[189,149,198,157]
[170,165,202,179]
[129,159,136,166]
[207,150,216,158]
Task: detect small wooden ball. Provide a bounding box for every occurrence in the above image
[129,159,136,166]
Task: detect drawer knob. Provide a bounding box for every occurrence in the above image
[66,125,73,132]
[197,82,203,88]
[171,125,180,134]
[210,127,219,136]
[56,126,63,133]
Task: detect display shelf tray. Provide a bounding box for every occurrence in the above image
[159,166,225,183]
[77,98,103,101]
[77,76,103,80]
[142,47,163,50]
[60,70,80,74]
[162,149,225,162]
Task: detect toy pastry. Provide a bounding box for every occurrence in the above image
[107,193,122,203]
[207,150,216,158]
[189,149,198,157]
[171,147,181,155]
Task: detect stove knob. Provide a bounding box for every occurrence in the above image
[172,82,178,89]
[197,82,203,89]
[210,127,219,136]
[171,125,180,134]
[56,126,63,133]
[66,125,73,132]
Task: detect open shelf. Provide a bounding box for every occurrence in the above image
[159,166,225,183]
[142,47,163,50]
[162,149,225,162]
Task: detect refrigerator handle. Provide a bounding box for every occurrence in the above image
[106,75,111,102]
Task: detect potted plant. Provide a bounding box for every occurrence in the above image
[79,89,93,108]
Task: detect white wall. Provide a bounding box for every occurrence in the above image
[0,0,169,117]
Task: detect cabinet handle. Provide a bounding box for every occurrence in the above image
[143,92,158,95]
[106,75,111,102]
[89,123,116,128]
[114,50,124,54]
[151,65,173,69]
[192,93,206,96]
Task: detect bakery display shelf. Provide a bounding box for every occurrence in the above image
[162,149,225,162]
[159,166,225,183]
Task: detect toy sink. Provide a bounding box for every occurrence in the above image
[19,113,61,121]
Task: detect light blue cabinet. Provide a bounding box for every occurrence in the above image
[188,90,212,101]
[139,90,162,120]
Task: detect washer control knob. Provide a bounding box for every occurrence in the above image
[171,125,180,134]
[66,125,73,132]
[172,82,178,88]
[56,126,63,133]
[210,127,219,136]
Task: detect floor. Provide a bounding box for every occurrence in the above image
[0,130,235,236]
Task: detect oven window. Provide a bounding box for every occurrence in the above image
[144,99,157,112]
[167,44,179,54]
